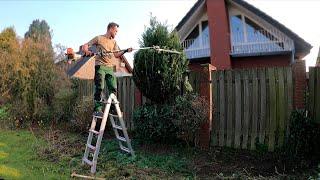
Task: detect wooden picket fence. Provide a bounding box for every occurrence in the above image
[75,72,202,130]
[211,67,294,151]
[308,67,320,124]
[74,67,297,151]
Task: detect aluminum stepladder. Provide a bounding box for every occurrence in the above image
[82,93,135,174]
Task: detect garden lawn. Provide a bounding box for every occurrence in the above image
[0,128,317,179]
[0,129,70,179]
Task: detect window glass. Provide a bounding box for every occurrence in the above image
[231,15,244,43]
[245,17,282,50]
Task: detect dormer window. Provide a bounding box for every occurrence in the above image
[230,14,293,55]
[182,20,211,59]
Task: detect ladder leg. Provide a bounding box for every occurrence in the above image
[83,117,98,164]
[90,100,111,173]
[109,115,124,148]
[114,102,135,156]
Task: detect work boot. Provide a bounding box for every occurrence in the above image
[93,111,103,118]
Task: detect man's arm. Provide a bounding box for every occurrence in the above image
[114,48,133,58]
[81,36,98,56]
[113,42,132,58]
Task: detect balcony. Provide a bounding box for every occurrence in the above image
[181,36,210,59]
[231,29,294,56]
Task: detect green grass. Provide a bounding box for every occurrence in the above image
[2,128,315,179]
[0,129,193,179]
[0,130,71,180]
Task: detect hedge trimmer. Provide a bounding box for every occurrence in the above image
[65,45,182,64]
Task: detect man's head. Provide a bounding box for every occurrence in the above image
[107,22,119,39]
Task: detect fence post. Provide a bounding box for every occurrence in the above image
[198,64,216,149]
[292,60,307,109]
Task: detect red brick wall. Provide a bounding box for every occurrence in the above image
[206,0,232,69]
[292,60,306,109]
[231,54,291,69]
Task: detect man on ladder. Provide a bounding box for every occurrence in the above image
[73,22,135,176]
[81,22,133,116]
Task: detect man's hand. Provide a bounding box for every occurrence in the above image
[81,44,93,56]
[127,47,133,53]
[84,50,93,56]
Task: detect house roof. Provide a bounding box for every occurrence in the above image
[175,0,312,58]
[175,0,205,32]
[67,46,133,77]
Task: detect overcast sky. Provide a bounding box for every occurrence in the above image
[0,0,319,69]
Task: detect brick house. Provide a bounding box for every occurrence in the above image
[176,0,312,70]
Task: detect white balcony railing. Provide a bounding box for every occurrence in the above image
[231,29,294,55]
[181,36,210,59]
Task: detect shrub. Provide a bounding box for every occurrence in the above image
[282,110,320,166]
[68,96,94,133]
[133,94,208,145]
[52,88,77,124]
[0,105,12,129]
[0,24,72,127]
[133,104,178,144]
[172,94,208,145]
[133,16,190,104]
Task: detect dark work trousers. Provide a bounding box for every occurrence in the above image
[94,65,117,112]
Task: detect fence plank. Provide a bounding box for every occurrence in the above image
[259,69,266,144]
[268,68,276,151]
[234,70,242,148]
[242,70,250,149]
[250,69,258,150]
[219,71,225,146]
[211,71,218,146]
[286,68,293,137]
[122,77,128,127]
[278,68,286,147]
[129,78,135,129]
[309,68,315,121]
[226,70,233,147]
[316,69,320,122]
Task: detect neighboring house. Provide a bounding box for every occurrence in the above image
[66,46,133,80]
[176,0,312,70]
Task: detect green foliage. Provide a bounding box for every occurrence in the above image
[133,16,190,104]
[283,110,320,162]
[52,88,77,124]
[172,94,208,145]
[0,105,11,129]
[0,27,20,100]
[0,23,72,127]
[24,19,52,46]
[69,96,94,133]
[133,104,178,143]
[133,94,208,145]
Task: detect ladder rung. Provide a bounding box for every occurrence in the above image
[113,125,123,130]
[82,158,93,166]
[93,115,103,119]
[87,144,96,151]
[120,146,131,153]
[117,136,126,142]
[89,129,100,135]
[101,101,119,104]
[109,114,119,118]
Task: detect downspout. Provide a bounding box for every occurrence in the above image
[290,44,295,65]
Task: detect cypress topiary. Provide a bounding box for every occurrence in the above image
[133,16,191,104]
